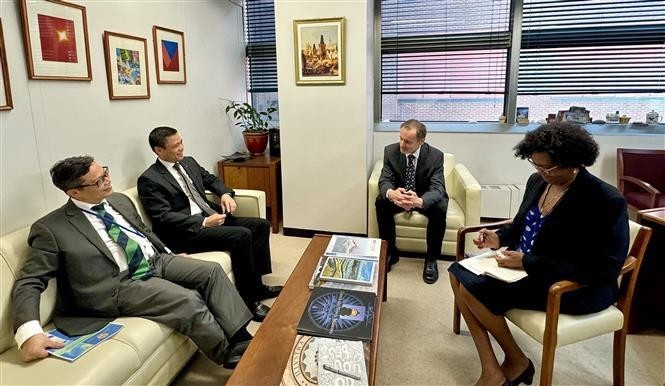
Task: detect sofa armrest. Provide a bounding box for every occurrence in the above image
[449,163,481,227]
[367,160,383,237]
[205,189,266,219]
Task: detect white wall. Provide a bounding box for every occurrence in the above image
[275,0,373,234]
[0,0,247,234]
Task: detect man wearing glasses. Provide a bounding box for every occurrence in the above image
[12,156,254,369]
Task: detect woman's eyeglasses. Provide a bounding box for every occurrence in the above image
[527,158,558,175]
[77,166,110,188]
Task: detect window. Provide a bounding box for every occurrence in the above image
[517,0,665,122]
[380,0,512,122]
[244,0,279,121]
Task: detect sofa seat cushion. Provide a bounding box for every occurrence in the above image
[188,251,234,284]
[394,198,465,231]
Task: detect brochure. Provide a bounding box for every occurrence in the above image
[308,256,379,294]
[46,322,123,362]
[319,256,376,286]
[324,235,381,261]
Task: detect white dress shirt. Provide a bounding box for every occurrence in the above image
[158,158,203,216]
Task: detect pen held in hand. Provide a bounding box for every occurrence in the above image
[322,364,362,381]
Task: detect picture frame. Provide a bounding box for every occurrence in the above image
[103,31,150,100]
[293,17,345,85]
[0,19,13,110]
[19,0,92,80]
[152,26,186,84]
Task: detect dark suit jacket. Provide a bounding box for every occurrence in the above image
[12,193,169,335]
[137,157,234,240]
[497,168,629,305]
[378,142,448,210]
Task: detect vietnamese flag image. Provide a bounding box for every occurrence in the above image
[37,14,78,63]
[161,40,179,72]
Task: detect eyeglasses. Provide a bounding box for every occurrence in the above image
[527,158,559,175]
[77,166,110,189]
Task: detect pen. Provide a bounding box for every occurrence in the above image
[322,364,362,381]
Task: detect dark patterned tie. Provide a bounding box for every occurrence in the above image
[173,162,217,216]
[91,204,152,280]
[405,154,416,192]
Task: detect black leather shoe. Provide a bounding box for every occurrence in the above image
[509,358,535,386]
[423,259,439,284]
[386,254,400,272]
[250,301,270,322]
[257,284,283,300]
[222,339,251,369]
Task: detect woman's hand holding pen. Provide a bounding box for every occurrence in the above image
[473,229,500,249]
[495,250,524,269]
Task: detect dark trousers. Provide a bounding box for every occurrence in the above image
[118,254,252,364]
[167,216,272,303]
[375,195,447,259]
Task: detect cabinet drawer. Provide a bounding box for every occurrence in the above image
[223,166,271,203]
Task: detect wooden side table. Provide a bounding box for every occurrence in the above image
[218,154,281,233]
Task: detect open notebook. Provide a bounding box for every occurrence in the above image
[459,250,528,283]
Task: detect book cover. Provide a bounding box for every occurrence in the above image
[318,338,368,385]
[310,256,379,294]
[324,235,381,261]
[459,250,528,283]
[297,287,375,341]
[319,256,376,286]
[280,335,319,386]
[46,322,123,362]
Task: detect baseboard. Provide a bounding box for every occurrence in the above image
[282,227,367,238]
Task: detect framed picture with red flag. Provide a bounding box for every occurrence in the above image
[19,0,92,80]
[152,26,186,84]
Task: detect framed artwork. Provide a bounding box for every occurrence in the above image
[19,0,92,80]
[103,31,150,100]
[0,19,13,110]
[152,26,186,84]
[293,17,345,85]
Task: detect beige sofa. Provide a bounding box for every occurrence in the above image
[0,187,265,385]
[368,153,481,256]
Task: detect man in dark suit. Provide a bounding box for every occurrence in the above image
[137,127,281,322]
[376,119,448,284]
[13,156,252,368]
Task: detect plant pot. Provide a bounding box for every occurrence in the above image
[242,131,269,155]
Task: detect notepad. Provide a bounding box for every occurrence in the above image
[459,250,528,283]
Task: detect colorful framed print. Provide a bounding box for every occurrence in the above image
[293,17,345,85]
[0,19,13,110]
[19,0,92,80]
[152,26,186,84]
[103,31,150,100]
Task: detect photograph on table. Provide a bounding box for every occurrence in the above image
[19,0,92,80]
[293,17,345,85]
[152,25,186,84]
[0,19,13,110]
[103,31,150,100]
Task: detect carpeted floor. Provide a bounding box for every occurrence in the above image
[173,232,665,386]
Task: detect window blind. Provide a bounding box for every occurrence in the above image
[381,0,512,94]
[245,0,277,93]
[519,0,665,95]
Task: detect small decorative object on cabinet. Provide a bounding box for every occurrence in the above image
[224,100,277,155]
[646,110,661,125]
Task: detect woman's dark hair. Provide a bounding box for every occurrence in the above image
[149,126,178,151]
[513,122,599,168]
[50,155,95,192]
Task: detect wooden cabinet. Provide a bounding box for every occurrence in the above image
[218,154,281,233]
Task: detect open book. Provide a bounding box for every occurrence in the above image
[459,250,528,283]
[46,322,123,361]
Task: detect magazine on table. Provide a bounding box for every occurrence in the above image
[308,256,379,294]
[459,249,528,283]
[317,337,368,385]
[46,322,123,362]
[324,235,381,261]
[319,256,376,286]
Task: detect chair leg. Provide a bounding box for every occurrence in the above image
[453,303,461,334]
[613,330,626,386]
[539,343,556,386]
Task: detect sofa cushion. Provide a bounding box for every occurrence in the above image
[394,198,465,230]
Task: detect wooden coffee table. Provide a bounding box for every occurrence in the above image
[227,234,387,385]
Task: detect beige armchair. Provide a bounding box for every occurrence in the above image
[368,153,481,256]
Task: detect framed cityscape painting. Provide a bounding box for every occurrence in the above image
[152,26,186,84]
[19,0,92,80]
[293,17,345,85]
[0,19,13,110]
[103,31,150,100]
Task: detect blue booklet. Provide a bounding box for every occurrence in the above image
[46,322,123,362]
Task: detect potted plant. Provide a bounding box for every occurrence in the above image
[225,101,277,155]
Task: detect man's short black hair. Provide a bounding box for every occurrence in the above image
[149,126,178,151]
[513,122,599,168]
[50,156,95,192]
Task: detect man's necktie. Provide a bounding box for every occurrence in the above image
[91,204,152,280]
[173,162,217,216]
[405,154,416,192]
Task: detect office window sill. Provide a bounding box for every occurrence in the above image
[376,122,665,136]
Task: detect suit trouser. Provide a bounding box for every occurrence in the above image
[168,216,272,303]
[117,254,252,364]
[375,196,448,258]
